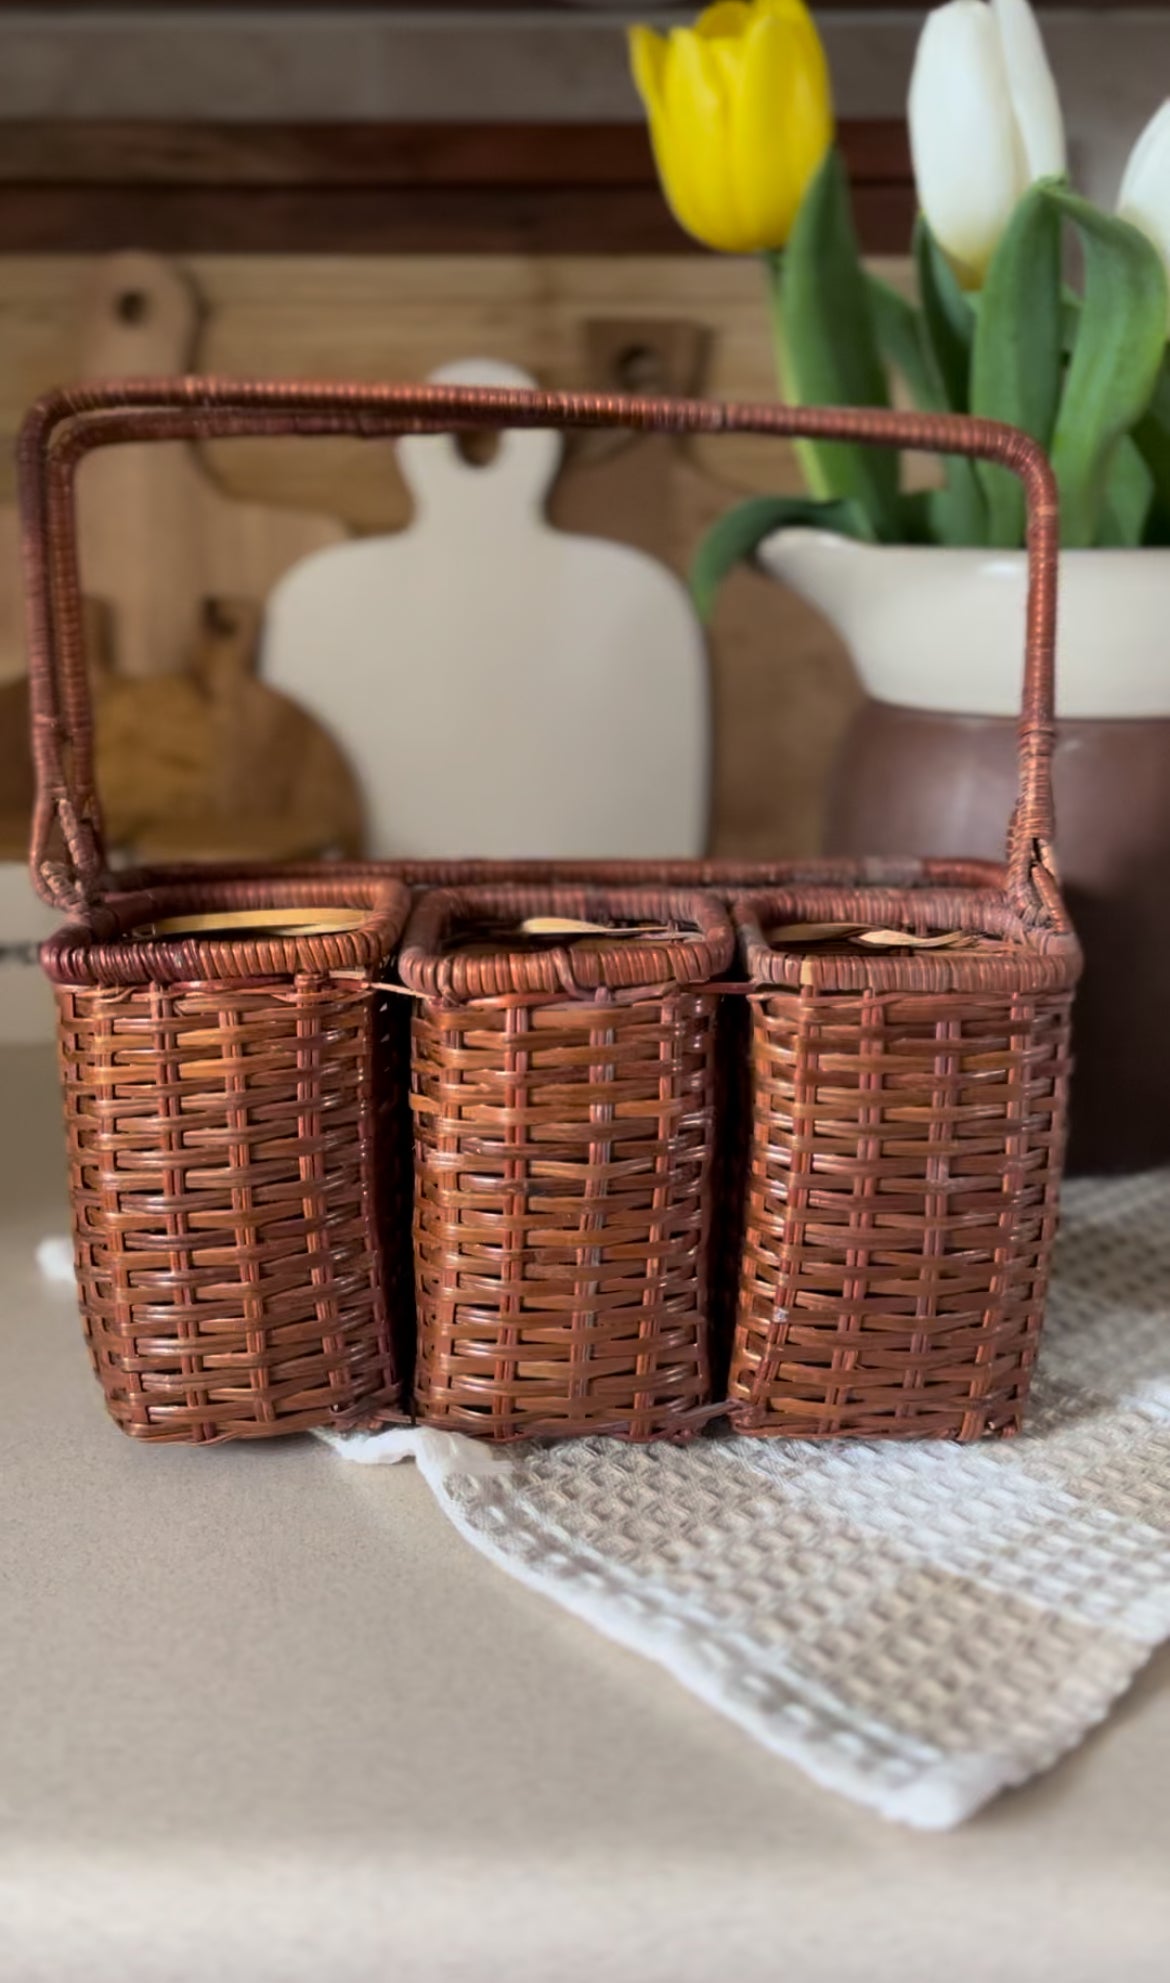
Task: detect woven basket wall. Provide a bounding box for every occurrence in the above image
[727,887,1075,1440]
[41,877,411,1442]
[398,885,735,1441]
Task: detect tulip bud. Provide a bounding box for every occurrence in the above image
[909,0,1066,287]
[629,0,833,255]
[1118,101,1170,332]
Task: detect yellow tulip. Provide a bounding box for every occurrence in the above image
[629,0,834,255]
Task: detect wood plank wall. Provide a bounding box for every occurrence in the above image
[0,253,917,855]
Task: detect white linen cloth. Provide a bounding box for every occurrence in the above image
[324,1170,1170,1830]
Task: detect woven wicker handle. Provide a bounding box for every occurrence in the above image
[19,378,1060,920]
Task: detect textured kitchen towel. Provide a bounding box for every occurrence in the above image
[323,1171,1170,1829]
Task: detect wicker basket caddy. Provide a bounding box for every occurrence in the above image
[21,378,1079,1446]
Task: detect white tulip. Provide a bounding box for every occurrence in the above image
[909,0,1066,287]
[1118,101,1170,327]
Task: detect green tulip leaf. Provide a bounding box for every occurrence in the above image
[867,273,987,546]
[866,274,942,411]
[970,181,1064,547]
[773,148,902,541]
[930,466,990,549]
[1044,185,1169,548]
[1131,352,1170,541]
[898,489,941,545]
[914,218,975,413]
[1097,434,1154,547]
[689,492,874,623]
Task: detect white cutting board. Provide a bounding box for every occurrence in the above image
[261,360,709,858]
[75,251,346,679]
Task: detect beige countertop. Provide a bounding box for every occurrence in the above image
[2,1042,1168,1983]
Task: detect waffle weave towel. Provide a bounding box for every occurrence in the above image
[325,1170,1170,1829]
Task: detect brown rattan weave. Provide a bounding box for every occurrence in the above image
[398,885,734,1440]
[40,875,411,1442]
[20,378,1080,1444]
[727,886,1074,1439]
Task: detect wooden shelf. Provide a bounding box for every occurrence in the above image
[0,118,913,254]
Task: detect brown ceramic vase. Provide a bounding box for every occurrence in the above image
[825,701,1170,1173]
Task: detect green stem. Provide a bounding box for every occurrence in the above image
[762,249,832,500]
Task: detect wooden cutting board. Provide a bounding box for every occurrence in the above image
[261,359,710,860]
[0,505,20,688]
[74,250,346,679]
[552,320,860,861]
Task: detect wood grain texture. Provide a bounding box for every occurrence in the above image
[549,325,863,860]
[0,502,20,687]
[0,252,913,511]
[0,118,914,254]
[0,250,906,853]
[0,118,912,187]
[93,597,364,864]
[74,250,346,681]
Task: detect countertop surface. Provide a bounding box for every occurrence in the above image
[2,1043,1168,1983]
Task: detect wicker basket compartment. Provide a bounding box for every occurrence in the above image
[398,885,734,1440]
[20,377,1080,1445]
[727,886,1076,1439]
[40,877,411,1442]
